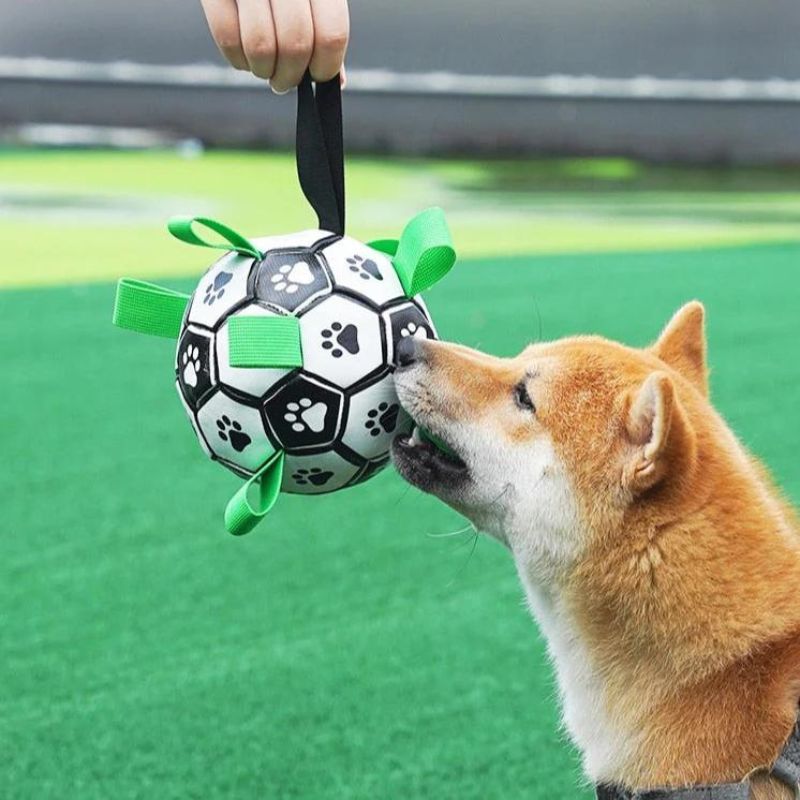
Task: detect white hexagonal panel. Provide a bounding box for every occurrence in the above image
[341,372,412,461]
[320,236,405,308]
[282,450,362,495]
[216,303,294,400]
[382,301,438,366]
[186,250,255,330]
[176,325,217,411]
[196,390,276,474]
[299,294,384,390]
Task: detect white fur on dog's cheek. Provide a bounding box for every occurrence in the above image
[460,431,587,580]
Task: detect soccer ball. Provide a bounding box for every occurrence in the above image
[175,229,437,495]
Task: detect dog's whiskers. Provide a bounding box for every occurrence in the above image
[426,522,475,539]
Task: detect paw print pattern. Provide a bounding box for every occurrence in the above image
[321,322,360,358]
[284,398,328,433]
[216,415,252,452]
[364,402,400,437]
[292,467,334,487]
[347,254,383,281]
[400,321,428,340]
[270,261,314,294]
[181,345,201,388]
[203,271,233,306]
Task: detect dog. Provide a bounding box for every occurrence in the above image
[391,302,800,800]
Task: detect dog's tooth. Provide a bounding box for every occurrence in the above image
[410,426,423,446]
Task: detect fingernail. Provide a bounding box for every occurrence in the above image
[270,83,290,96]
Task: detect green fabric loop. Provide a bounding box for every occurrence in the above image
[367,239,399,257]
[167,216,262,260]
[224,451,285,536]
[391,207,456,297]
[228,316,303,368]
[112,278,189,339]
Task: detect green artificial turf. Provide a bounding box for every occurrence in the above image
[3,150,800,288]
[3,240,800,799]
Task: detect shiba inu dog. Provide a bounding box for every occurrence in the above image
[392,303,800,800]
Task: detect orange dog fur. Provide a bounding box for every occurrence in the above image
[391,303,800,799]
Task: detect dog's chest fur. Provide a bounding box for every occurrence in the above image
[523,583,636,783]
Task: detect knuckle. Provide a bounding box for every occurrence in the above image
[243,36,276,64]
[279,33,313,61]
[213,23,242,52]
[316,29,349,54]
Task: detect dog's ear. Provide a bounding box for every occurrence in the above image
[624,372,691,494]
[651,301,708,396]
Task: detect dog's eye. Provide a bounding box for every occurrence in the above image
[514,381,535,413]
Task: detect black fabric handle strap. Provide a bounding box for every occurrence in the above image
[296,71,345,236]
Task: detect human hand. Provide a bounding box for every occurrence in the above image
[200,0,349,93]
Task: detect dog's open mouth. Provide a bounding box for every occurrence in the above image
[392,425,469,491]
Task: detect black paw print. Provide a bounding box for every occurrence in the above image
[293,467,334,487]
[216,415,251,452]
[321,321,360,358]
[203,271,233,305]
[347,254,383,281]
[365,402,399,437]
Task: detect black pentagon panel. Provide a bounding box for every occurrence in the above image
[176,326,215,411]
[252,248,331,313]
[387,304,437,344]
[382,302,437,367]
[262,374,344,452]
[349,455,391,487]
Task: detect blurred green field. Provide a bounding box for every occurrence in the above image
[3,151,800,288]
[2,151,800,799]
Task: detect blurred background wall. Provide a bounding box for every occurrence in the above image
[1,0,800,162]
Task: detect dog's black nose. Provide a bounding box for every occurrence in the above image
[395,335,420,368]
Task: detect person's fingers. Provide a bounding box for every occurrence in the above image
[236,0,277,80]
[308,0,349,82]
[269,0,315,93]
[200,0,248,71]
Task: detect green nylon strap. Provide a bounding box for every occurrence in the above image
[112,278,189,339]
[367,239,399,257]
[224,451,285,536]
[228,316,303,368]
[389,207,456,297]
[167,216,262,260]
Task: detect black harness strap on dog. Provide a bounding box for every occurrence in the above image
[596,781,750,800]
[296,71,345,236]
[595,714,800,800]
[772,719,800,789]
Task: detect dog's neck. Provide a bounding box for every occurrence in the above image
[521,579,639,783]
[512,479,800,793]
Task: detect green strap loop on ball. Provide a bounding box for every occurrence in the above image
[167,216,262,260]
[228,316,303,368]
[367,239,399,257]
[384,207,456,297]
[224,451,285,536]
[112,278,189,339]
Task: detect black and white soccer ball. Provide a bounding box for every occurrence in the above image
[175,229,436,494]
